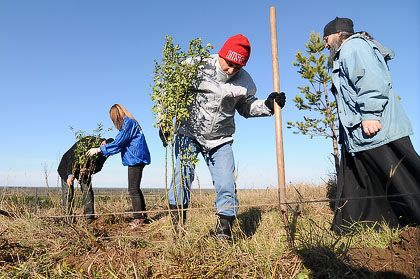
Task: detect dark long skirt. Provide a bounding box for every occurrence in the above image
[332,136,420,233]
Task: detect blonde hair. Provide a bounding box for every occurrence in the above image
[109,104,137,130]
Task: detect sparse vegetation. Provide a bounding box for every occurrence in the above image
[1,185,418,278]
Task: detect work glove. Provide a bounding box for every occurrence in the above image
[87,147,101,157]
[159,129,169,147]
[264,91,286,113]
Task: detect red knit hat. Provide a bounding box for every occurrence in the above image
[218,34,251,66]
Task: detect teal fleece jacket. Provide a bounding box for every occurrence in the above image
[331,34,412,153]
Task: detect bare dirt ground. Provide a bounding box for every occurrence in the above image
[347,227,420,278]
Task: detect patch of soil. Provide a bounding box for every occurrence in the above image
[63,217,165,272]
[348,227,420,278]
[65,248,153,276]
[90,216,163,238]
[0,238,32,264]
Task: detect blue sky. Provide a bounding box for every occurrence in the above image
[0,0,419,189]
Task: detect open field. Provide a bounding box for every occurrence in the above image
[1,185,419,278]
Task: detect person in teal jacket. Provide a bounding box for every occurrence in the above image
[88,104,151,229]
[323,17,420,233]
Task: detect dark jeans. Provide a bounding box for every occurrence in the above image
[128,164,147,219]
[61,178,94,220]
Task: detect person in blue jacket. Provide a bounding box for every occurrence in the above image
[323,17,420,233]
[88,104,151,228]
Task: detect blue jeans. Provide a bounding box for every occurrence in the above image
[168,135,238,217]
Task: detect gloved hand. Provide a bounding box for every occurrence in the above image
[159,129,169,147]
[87,147,100,157]
[264,92,286,112]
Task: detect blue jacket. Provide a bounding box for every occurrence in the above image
[100,117,151,166]
[331,34,412,153]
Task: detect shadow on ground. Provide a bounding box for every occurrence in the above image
[236,207,262,238]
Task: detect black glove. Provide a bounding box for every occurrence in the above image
[264,92,286,112]
[159,129,169,147]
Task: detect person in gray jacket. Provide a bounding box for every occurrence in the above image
[323,17,420,233]
[161,34,286,239]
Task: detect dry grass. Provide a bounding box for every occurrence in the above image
[0,185,405,278]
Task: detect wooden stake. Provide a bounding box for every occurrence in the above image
[270,6,293,247]
[269,6,287,213]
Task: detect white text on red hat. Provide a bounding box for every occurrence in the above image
[225,50,245,65]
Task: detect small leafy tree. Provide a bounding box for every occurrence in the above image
[151,36,212,145]
[70,123,109,183]
[288,32,340,172]
[151,36,212,216]
[65,124,111,220]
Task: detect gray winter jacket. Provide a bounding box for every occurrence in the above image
[180,55,272,151]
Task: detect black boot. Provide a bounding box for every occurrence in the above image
[169,204,187,237]
[215,214,234,240]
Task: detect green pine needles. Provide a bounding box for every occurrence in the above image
[289,32,340,172]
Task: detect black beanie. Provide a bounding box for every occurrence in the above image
[323,17,354,37]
